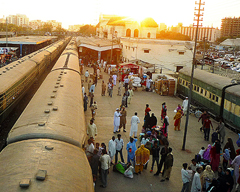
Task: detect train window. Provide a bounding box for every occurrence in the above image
[194,85,196,91]
[183,80,185,85]
[205,90,207,96]
[197,87,200,92]
[186,82,188,87]
[216,96,219,102]
[209,93,212,99]
[201,88,203,94]
[212,95,215,101]
[179,79,182,84]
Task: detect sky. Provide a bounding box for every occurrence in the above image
[1,0,240,29]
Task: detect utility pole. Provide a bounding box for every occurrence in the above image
[6,17,8,48]
[110,27,114,63]
[182,0,205,151]
[202,37,207,70]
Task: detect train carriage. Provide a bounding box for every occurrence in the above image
[0,38,93,191]
[0,37,70,123]
[178,67,240,131]
[0,139,94,191]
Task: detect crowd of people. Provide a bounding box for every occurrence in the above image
[180,135,240,192]
[81,62,240,192]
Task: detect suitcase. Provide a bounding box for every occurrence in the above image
[211,132,218,143]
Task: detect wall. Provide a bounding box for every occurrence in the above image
[121,38,194,72]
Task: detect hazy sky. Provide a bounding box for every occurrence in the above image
[1,0,240,29]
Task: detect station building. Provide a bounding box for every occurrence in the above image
[121,38,194,72]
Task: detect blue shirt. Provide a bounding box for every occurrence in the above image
[126,139,137,160]
[89,84,95,93]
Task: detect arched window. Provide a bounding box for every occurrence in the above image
[126,29,131,37]
[134,29,139,37]
[147,32,151,38]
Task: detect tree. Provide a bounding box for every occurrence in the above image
[215,36,228,44]
[78,25,96,36]
[40,23,53,33]
[156,31,191,41]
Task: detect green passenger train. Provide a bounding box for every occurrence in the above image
[177,67,240,131]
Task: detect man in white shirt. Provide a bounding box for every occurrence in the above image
[113,108,121,133]
[85,139,95,160]
[191,167,202,192]
[99,149,111,188]
[108,136,116,164]
[112,74,117,86]
[82,85,85,96]
[85,70,89,82]
[87,119,97,139]
[130,112,140,138]
[181,163,191,192]
[182,97,189,115]
[115,134,124,164]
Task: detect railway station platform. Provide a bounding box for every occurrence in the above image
[82,67,239,192]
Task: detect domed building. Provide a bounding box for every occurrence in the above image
[96,14,158,39]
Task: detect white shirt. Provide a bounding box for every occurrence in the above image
[130,115,140,132]
[191,172,201,192]
[199,149,205,158]
[181,168,191,184]
[82,86,85,95]
[108,139,116,157]
[85,143,94,157]
[85,71,89,77]
[141,138,149,145]
[100,154,111,170]
[116,138,124,151]
[182,99,188,110]
[113,111,121,127]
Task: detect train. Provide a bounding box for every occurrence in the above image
[0,37,71,123]
[177,67,240,131]
[0,38,94,191]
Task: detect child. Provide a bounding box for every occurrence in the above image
[199,147,205,159]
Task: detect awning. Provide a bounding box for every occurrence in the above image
[79,43,121,52]
[119,63,139,69]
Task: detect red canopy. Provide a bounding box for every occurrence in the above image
[119,63,139,69]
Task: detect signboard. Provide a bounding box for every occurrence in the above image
[0,47,18,54]
[0,47,10,54]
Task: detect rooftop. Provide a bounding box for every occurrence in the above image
[0,36,57,45]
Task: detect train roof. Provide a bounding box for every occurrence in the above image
[7,70,85,147]
[226,84,240,97]
[0,59,36,94]
[0,36,57,45]
[179,67,233,90]
[0,139,94,192]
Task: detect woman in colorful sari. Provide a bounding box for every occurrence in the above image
[135,144,150,174]
[174,110,182,131]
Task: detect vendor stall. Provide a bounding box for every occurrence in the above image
[119,63,139,81]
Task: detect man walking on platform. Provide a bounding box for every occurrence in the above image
[127,87,134,104]
[130,112,140,138]
[85,70,89,82]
